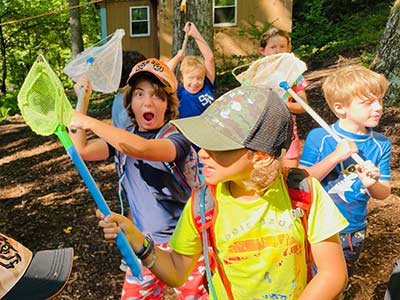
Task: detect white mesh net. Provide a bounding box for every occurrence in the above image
[233,53,307,98]
[63,29,125,93]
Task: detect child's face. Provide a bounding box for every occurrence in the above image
[181,68,205,94]
[338,95,383,131]
[198,148,254,185]
[130,79,168,131]
[259,35,291,56]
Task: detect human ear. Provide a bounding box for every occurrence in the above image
[333,102,346,117]
[253,151,274,164]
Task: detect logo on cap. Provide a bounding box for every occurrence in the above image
[0,236,22,269]
[128,58,178,93]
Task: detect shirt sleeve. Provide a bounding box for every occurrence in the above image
[307,177,348,244]
[167,132,192,163]
[168,199,203,255]
[299,128,323,167]
[378,137,391,181]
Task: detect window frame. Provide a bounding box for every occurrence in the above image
[213,0,237,27]
[129,5,150,37]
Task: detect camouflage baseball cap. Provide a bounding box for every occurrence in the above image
[127,58,178,94]
[0,232,73,300]
[171,86,293,156]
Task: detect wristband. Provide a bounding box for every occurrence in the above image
[136,233,154,260]
[144,250,157,269]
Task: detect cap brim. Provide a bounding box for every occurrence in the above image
[4,247,74,300]
[171,116,244,151]
[127,71,165,87]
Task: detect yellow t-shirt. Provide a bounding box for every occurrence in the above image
[169,174,348,300]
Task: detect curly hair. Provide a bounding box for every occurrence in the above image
[122,73,179,126]
[243,151,281,195]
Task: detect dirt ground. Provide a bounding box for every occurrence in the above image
[2,59,400,300]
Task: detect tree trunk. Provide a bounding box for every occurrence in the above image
[171,0,213,57]
[0,24,6,95]
[69,0,84,58]
[370,0,400,105]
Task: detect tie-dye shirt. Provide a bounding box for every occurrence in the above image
[169,174,347,300]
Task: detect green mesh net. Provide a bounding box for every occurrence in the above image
[18,55,72,136]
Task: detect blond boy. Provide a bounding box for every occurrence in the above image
[300,65,391,277]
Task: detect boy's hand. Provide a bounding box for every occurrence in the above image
[74,76,92,113]
[96,210,134,242]
[333,139,358,162]
[73,77,92,102]
[69,110,92,131]
[176,49,185,61]
[356,160,380,187]
[184,22,200,39]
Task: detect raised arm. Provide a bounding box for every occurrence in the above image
[69,111,177,162]
[286,76,308,114]
[287,89,308,114]
[167,50,185,73]
[68,77,110,161]
[185,22,215,83]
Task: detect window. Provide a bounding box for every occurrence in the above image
[213,0,237,27]
[130,6,150,37]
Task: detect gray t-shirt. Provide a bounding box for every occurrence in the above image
[111,127,192,243]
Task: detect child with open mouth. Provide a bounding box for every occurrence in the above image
[68,58,207,300]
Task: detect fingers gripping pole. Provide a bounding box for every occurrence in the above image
[279,81,365,165]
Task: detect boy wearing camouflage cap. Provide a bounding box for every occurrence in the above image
[97,86,348,300]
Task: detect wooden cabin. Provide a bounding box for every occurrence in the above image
[96,0,293,64]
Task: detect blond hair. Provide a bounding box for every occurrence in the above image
[180,55,206,76]
[259,27,291,49]
[122,74,179,126]
[322,65,388,114]
[243,151,281,195]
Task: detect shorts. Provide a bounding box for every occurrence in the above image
[121,243,208,300]
[339,229,367,277]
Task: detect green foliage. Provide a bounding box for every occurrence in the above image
[238,16,272,41]
[292,0,335,50]
[0,0,100,119]
[291,0,392,66]
[0,91,18,121]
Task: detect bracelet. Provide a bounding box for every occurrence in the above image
[143,249,157,269]
[136,233,154,260]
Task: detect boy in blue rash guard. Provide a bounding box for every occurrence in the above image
[299,65,391,277]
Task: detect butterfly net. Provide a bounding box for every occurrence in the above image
[17,55,72,136]
[63,29,125,93]
[233,53,307,98]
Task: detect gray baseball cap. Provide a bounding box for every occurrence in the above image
[171,85,293,156]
